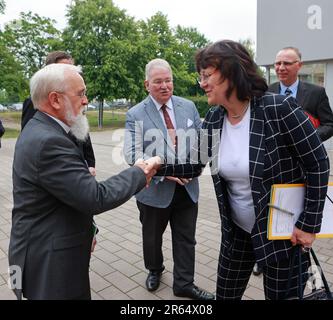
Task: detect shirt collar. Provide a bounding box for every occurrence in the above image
[149,95,173,111]
[42,112,71,133]
[280,79,299,97]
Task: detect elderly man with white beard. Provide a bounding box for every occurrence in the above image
[8,63,159,300]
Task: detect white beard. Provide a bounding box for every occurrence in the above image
[64,99,90,141]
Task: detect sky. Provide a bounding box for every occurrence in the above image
[0,0,257,43]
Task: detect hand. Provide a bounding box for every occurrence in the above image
[143,156,162,171]
[134,158,158,187]
[91,236,97,253]
[166,176,192,186]
[290,227,316,251]
[89,167,96,176]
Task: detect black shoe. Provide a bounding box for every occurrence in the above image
[252,263,263,276]
[146,270,162,292]
[174,285,215,300]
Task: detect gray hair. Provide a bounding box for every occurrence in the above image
[145,58,172,80]
[30,63,82,109]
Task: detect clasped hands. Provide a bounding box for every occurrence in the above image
[134,156,162,187]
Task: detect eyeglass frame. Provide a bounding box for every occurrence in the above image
[197,69,218,85]
[274,60,300,67]
[150,78,173,86]
[55,90,87,99]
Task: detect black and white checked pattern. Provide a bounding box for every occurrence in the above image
[217,224,310,300]
[149,92,329,299]
[201,93,329,269]
[199,93,329,274]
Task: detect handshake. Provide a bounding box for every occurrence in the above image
[134,156,162,187]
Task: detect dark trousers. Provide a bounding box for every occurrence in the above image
[137,185,198,291]
[217,224,310,300]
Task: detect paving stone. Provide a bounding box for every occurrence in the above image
[105,271,140,293]
[89,271,112,292]
[1,132,332,301]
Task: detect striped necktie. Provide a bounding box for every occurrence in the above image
[284,88,292,96]
[161,104,177,148]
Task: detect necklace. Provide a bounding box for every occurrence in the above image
[229,101,250,119]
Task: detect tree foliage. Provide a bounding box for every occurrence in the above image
[0,38,28,103]
[2,12,62,78]
[0,0,5,15]
[63,0,141,103]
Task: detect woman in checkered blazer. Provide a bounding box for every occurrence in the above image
[193,40,330,300]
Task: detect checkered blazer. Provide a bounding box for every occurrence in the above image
[199,93,330,266]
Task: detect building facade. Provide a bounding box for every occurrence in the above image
[256,0,333,149]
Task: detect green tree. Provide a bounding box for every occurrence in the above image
[63,0,140,127]
[2,12,62,78]
[174,26,210,96]
[0,0,5,14]
[0,38,28,103]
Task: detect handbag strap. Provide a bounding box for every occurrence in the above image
[286,245,333,299]
[309,248,333,299]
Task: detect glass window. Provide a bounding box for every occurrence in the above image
[268,63,326,87]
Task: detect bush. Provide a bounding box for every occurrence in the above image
[185,95,212,118]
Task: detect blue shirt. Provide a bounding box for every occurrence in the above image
[279,80,299,98]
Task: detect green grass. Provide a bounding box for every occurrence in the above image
[87,111,126,130]
[0,112,22,122]
[2,128,20,138]
[1,110,127,138]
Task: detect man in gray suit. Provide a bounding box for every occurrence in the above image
[124,58,214,300]
[8,63,157,300]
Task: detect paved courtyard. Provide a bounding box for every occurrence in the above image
[0,130,332,300]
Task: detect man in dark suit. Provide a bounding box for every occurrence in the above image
[124,58,214,300]
[21,51,97,176]
[268,46,333,142]
[8,63,157,300]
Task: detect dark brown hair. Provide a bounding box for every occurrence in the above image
[45,51,73,66]
[195,40,268,101]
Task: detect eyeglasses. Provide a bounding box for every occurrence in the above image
[274,61,300,67]
[56,90,87,99]
[151,79,173,86]
[197,69,217,85]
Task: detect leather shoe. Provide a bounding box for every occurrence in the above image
[174,285,215,300]
[252,263,263,276]
[145,270,162,291]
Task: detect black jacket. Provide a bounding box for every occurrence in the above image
[0,118,5,148]
[268,81,333,141]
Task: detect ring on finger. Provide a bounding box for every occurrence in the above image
[302,246,311,253]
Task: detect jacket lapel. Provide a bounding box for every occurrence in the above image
[144,96,173,150]
[172,96,187,130]
[296,81,307,107]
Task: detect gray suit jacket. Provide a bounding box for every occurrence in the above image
[123,95,202,208]
[9,111,146,300]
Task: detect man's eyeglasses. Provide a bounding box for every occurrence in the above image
[197,70,217,85]
[274,61,300,67]
[151,79,173,86]
[56,90,87,98]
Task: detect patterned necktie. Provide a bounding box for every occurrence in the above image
[161,104,177,148]
[284,88,292,96]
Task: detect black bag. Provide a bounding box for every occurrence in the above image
[286,246,333,300]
